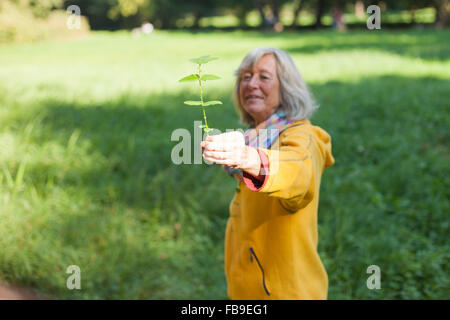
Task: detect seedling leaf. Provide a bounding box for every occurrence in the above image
[184,100,202,106]
[179,74,199,82]
[190,55,218,65]
[203,100,223,106]
[201,74,221,81]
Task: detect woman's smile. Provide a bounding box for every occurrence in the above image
[245,94,264,102]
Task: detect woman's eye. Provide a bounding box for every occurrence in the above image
[242,74,252,81]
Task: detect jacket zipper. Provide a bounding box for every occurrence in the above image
[249,247,271,296]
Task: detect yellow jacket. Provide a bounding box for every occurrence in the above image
[225,119,335,300]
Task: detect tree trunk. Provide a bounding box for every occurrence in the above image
[290,0,305,29]
[314,0,325,29]
[237,8,248,28]
[253,0,270,28]
[410,5,416,26]
[434,0,449,29]
[269,0,280,25]
[159,16,170,29]
[193,12,202,30]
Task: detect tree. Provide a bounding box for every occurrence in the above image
[252,0,271,28]
[289,0,306,29]
[314,0,326,28]
[11,0,63,18]
[250,0,291,30]
[313,0,339,28]
[433,0,448,28]
[64,0,123,29]
[218,0,254,28]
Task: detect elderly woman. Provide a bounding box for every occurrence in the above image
[201,47,335,300]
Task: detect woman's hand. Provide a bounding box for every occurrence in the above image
[201,131,262,177]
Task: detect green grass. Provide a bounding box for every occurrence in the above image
[0,28,449,299]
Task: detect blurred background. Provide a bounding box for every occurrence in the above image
[0,0,448,299]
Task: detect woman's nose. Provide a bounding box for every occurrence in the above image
[247,75,259,88]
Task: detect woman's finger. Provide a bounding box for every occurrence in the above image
[206,133,232,144]
[204,142,233,152]
[203,157,237,166]
[203,151,234,160]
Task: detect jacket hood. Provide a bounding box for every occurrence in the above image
[311,125,335,170]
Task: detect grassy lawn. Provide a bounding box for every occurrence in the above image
[0,28,449,299]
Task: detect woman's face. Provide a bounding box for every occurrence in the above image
[239,54,281,126]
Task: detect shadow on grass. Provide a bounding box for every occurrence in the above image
[1,88,239,299]
[4,74,450,299]
[29,88,240,212]
[254,29,450,61]
[177,28,450,61]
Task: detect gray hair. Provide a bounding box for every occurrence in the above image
[233,47,318,125]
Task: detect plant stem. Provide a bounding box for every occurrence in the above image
[198,64,209,135]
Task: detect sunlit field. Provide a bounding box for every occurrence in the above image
[0,28,449,299]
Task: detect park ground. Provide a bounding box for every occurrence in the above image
[0,28,449,299]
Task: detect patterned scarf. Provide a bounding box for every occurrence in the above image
[225,110,294,179]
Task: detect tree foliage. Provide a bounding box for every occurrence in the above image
[2,0,446,30]
[8,0,64,18]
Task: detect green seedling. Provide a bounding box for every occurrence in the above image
[179,55,223,135]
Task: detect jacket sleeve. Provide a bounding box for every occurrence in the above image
[242,127,324,212]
